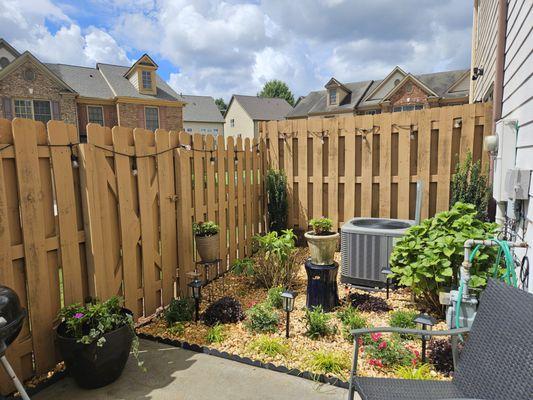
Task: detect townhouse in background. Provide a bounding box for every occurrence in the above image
[288,66,470,119]
[224,95,292,139]
[0,38,223,141]
[181,94,224,136]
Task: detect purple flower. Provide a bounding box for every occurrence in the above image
[73,313,84,319]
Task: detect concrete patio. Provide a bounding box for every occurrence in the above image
[33,339,351,400]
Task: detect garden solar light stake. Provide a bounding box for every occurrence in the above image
[445,238,527,329]
[281,291,296,338]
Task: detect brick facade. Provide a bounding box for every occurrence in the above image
[117,102,183,131]
[77,103,118,137]
[0,59,77,126]
[389,81,430,108]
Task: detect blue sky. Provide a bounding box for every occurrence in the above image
[0,0,473,101]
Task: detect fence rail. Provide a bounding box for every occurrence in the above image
[261,103,492,231]
[0,119,264,394]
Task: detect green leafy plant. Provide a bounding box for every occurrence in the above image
[390,202,497,313]
[307,350,350,377]
[231,258,255,277]
[253,230,298,288]
[394,364,433,380]
[245,302,280,333]
[389,310,418,340]
[167,322,185,336]
[193,221,220,237]
[164,298,195,325]
[364,333,418,369]
[203,297,245,326]
[266,169,288,233]
[309,217,333,235]
[267,286,284,309]
[249,335,289,357]
[305,305,335,339]
[58,297,143,368]
[205,323,226,344]
[337,307,367,340]
[451,152,491,221]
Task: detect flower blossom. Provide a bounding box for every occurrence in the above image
[73,312,84,319]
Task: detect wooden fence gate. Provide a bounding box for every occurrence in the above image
[261,103,492,231]
[0,119,264,394]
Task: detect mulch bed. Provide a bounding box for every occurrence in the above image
[138,249,450,383]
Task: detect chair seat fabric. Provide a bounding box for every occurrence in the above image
[354,377,464,400]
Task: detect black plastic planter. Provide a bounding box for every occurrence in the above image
[56,309,133,389]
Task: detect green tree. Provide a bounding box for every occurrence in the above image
[215,98,227,114]
[258,80,295,106]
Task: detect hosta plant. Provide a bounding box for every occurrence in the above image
[390,202,497,313]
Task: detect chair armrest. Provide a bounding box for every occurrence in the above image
[350,326,470,338]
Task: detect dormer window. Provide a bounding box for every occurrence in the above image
[141,70,152,90]
[329,89,337,105]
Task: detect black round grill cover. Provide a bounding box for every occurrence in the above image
[0,285,25,346]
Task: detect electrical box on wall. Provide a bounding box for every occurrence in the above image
[493,120,518,202]
[505,168,531,200]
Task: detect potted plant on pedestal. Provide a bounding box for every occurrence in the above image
[56,297,143,389]
[194,221,220,262]
[305,217,339,265]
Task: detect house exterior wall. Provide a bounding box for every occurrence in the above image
[389,83,430,108]
[487,0,533,292]
[0,48,17,66]
[77,103,118,138]
[0,59,78,126]
[183,121,224,135]
[470,0,499,102]
[116,103,183,131]
[224,100,255,139]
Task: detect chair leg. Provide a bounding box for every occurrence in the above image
[348,337,359,400]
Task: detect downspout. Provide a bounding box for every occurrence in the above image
[493,0,508,129]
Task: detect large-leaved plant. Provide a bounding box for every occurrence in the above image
[390,202,497,313]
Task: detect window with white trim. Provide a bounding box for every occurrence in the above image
[393,104,424,112]
[145,107,159,131]
[87,106,104,126]
[14,99,52,123]
[141,70,152,90]
[329,89,337,105]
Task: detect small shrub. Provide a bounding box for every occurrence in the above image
[337,307,367,340]
[389,310,418,339]
[167,322,185,336]
[164,298,195,325]
[231,258,255,277]
[428,338,463,376]
[249,335,289,357]
[390,202,497,314]
[305,306,336,339]
[349,292,391,313]
[253,230,298,288]
[245,302,279,333]
[307,350,350,377]
[394,364,433,380]
[193,221,220,237]
[365,333,418,369]
[451,152,491,221]
[266,169,288,233]
[267,286,283,309]
[309,217,333,235]
[203,297,245,326]
[206,324,225,344]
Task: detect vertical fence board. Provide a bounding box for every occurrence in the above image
[12,119,56,374]
[216,135,228,271]
[343,117,356,223]
[377,113,392,218]
[417,109,432,220]
[311,118,323,218]
[395,111,411,219]
[360,115,373,217]
[297,119,308,228]
[236,136,245,259]
[226,136,237,264]
[327,118,339,227]
[436,107,454,212]
[244,138,253,255]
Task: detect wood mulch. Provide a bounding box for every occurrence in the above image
[138,249,449,382]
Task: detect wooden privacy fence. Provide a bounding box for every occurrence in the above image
[261,103,492,231]
[0,119,264,394]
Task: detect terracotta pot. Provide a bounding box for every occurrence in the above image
[195,233,220,262]
[304,231,339,265]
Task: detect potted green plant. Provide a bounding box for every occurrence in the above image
[55,297,143,389]
[194,221,220,262]
[304,217,339,265]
